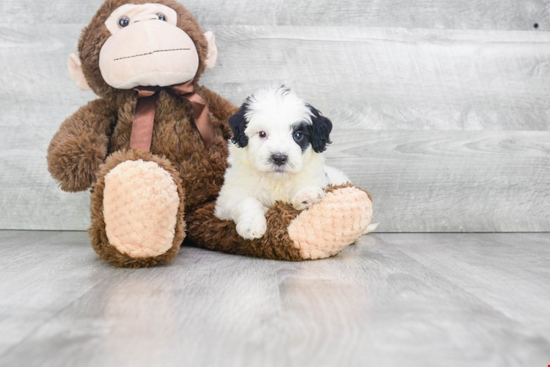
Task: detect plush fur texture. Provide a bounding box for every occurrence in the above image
[47,99,115,192]
[48,0,374,267]
[188,184,372,261]
[78,0,211,100]
[288,186,373,259]
[215,87,350,240]
[89,149,185,268]
[103,159,180,258]
[49,0,234,266]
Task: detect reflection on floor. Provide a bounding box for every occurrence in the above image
[0,231,549,367]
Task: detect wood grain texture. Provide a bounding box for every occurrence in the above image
[0,231,549,366]
[4,25,550,131]
[1,4,550,231]
[386,233,550,339]
[187,0,550,31]
[2,0,549,30]
[2,130,548,232]
[326,130,550,232]
[0,231,129,359]
[203,26,550,131]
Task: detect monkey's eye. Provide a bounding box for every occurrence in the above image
[157,13,166,21]
[259,131,267,139]
[293,131,304,142]
[118,16,130,28]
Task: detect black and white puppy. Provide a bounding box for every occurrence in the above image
[215,86,350,240]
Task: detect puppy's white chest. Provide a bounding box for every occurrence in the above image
[255,171,329,207]
[256,178,295,206]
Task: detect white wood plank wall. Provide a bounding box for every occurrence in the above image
[0,0,549,231]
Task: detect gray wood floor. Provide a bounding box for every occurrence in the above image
[0,231,549,367]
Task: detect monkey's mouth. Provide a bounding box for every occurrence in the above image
[113,48,191,61]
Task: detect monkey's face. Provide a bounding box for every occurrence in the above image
[99,3,199,89]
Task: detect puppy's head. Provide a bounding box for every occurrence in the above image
[229,86,332,175]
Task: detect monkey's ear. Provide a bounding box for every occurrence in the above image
[203,31,218,69]
[307,104,333,153]
[229,102,250,148]
[68,53,91,91]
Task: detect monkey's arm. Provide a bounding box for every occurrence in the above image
[197,85,238,139]
[47,98,116,192]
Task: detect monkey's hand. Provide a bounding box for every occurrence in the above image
[47,99,115,192]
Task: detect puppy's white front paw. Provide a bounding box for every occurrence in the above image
[292,186,325,210]
[236,217,268,240]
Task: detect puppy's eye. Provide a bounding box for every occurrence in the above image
[259,131,267,139]
[118,16,130,28]
[157,13,166,21]
[293,131,304,142]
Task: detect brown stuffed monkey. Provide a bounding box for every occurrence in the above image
[47,0,373,268]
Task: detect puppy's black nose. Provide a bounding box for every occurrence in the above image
[271,153,288,166]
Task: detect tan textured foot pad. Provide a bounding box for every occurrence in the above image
[288,187,373,259]
[103,159,180,259]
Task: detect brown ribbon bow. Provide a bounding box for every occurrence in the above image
[130,79,215,151]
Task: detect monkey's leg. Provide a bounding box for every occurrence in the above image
[186,184,372,260]
[89,150,185,268]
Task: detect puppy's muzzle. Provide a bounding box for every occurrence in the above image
[271,153,288,166]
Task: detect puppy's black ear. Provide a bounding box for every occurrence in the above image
[307,104,333,153]
[229,101,250,148]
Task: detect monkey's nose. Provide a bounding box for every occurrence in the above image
[271,153,288,166]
